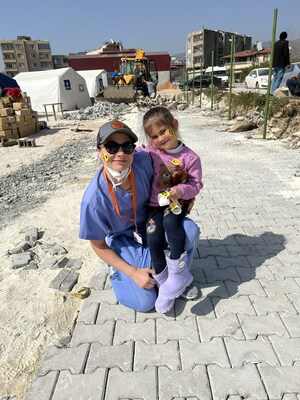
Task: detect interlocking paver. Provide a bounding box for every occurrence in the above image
[157,317,199,343]
[158,365,211,400]
[280,314,300,337]
[134,341,180,370]
[96,303,135,323]
[197,314,244,342]
[224,336,279,367]
[27,371,59,400]
[113,319,155,344]
[259,365,300,399]
[216,255,251,269]
[238,312,290,339]
[85,342,133,373]
[269,336,300,365]
[260,278,300,296]
[197,281,229,298]
[175,296,216,319]
[213,296,256,317]
[70,321,114,347]
[225,279,267,297]
[208,364,267,400]
[37,344,90,376]
[268,264,300,279]
[51,369,107,400]
[203,266,241,282]
[237,266,275,281]
[105,367,157,400]
[180,337,230,369]
[250,294,297,315]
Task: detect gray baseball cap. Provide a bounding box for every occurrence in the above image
[97,120,138,148]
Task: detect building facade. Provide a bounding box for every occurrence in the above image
[186,28,252,72]
[68,44,171,84]
[0,36,53,77]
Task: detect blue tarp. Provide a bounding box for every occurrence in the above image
[0,73,20,90]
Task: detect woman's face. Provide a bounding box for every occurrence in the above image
[99,133,135,172]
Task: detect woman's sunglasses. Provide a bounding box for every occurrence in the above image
[101,141,136,154]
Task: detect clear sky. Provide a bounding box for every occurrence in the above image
[1,0,299,72]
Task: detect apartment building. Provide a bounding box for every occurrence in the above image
[186,28,252,72]
[0,36,53,77]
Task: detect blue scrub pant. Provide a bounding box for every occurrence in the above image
[107,218,200,312]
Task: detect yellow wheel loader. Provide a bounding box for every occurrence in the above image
[102,49,158,103]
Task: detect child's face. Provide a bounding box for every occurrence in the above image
[147,121,179,150]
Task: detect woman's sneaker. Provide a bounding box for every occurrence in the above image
[180,282,199,300]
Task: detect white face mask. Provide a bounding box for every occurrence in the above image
[105,166,131,187]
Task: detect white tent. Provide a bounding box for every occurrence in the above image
[14,67,92,112]
[77,69,108,98]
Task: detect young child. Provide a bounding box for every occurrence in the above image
[142,106,203,313]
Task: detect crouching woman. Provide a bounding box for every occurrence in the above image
[79,120,200,312]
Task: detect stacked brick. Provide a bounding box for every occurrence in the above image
[0,92,38,145]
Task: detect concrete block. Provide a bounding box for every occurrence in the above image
[70,321,114,347]
[180,337,230,369]
[259,365,300,399]
[113,319,155,345]
[208,364,267,400]
[27,371,59,400]
[158,365,211,400]
[269,336,300,365]
[59,270,79,292]
[38,344,89,376]
[134,341,180,371]
[239,313,290,339]
[96,303,135,323]
[213,296,256,317]
[85,342,133,373]
[105,367,157,400]
[224,336,279,368]
[11,252,32,269]
[51,369,107,400]
[25,227,39,243]
[49,269,70,290]
[197,314,244,342]
[157,317,199,344]
[40,257,57,270]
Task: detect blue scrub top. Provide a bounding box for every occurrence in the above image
[79,150,153,241]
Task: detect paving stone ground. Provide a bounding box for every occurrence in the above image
[27,112,300,400]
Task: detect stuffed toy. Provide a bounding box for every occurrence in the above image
[158,167,193,214]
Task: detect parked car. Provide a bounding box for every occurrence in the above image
[281,62,300,87]
[245,68,272,89]
[179,74,223,89]
[205,66,229,86]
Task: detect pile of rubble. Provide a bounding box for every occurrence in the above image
[0,137,94,228]
[62,101,136,121]
[6,227,83,294]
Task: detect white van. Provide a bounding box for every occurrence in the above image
[205,66,229,86]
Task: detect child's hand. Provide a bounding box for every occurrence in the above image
[169,187,179,200]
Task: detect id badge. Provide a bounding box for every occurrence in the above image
[133,231,143,244]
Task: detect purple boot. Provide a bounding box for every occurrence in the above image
[153,267,175,313]
[159,251,193,300]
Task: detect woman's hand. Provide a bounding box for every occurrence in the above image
[131,268,156,289]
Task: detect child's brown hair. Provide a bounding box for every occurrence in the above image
[143,106,178,137]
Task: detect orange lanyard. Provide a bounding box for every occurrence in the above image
[103,168,138,229]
